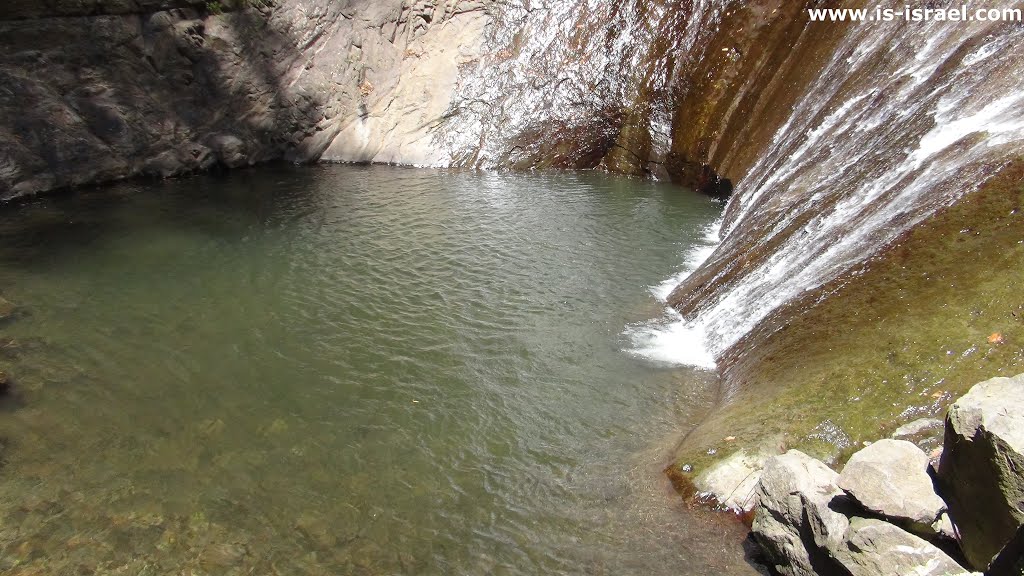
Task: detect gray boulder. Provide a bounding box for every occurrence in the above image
[838,439,946,535]
[937,374,1024,570]
[751,450,849,576]
[831,517,972,576]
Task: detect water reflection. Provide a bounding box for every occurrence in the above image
[0,165,753,575]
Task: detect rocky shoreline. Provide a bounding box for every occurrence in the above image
[692,374,1024,575]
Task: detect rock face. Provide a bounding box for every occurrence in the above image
[838,439,946,535]
[0,0,492,199]
[937,374,1024,570]
[10,0,1018,204]
[319,3,488,166]
[751,450,848,576]
[831,517,969,576]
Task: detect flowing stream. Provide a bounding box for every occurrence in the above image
[0,165,755,575]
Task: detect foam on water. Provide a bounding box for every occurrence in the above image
[625,220,722,370]
[624,309,717,370]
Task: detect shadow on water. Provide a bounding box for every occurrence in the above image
[0,164,323,269]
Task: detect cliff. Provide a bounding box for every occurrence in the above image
[0,0,491,198]
[0,0,836,197]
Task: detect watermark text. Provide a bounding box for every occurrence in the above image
[808,5,1023,22]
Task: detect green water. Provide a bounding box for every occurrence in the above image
[0,165,753,575]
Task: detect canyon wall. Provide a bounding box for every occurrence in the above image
[0,0,492,198]
[0,0,832,198]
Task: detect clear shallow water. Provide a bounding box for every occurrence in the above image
[0,165,753,575]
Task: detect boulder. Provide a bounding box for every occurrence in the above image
[693,449,768,512]
[751,450,849,576]
[831,517,972,576]
[838,439,946,534]
[937,374,1024,570]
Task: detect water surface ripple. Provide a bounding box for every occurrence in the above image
[0,165,753,575]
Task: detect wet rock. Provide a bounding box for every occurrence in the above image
[142,143,215,179]
[893,418,944,439]
[937,373,1024,570]
[2,1,210,20]
[693,449,768,512]
[831,517,971,576]
[751,450,848,576]
[838,439,946,535]
[891,417,947,456]
[207,133,249,168]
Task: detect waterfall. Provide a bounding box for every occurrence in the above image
[632,12,1024,368]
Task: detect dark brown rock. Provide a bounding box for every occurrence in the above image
[937,374,1024,571]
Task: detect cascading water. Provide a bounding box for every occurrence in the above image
[628,11,1024,368]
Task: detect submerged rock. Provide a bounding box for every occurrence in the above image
[0,296,14,320]
[937,373,1024,570]
[893,417,945,451]
[838,439,946,535]
[751,450,848,576]
[831,517,971,576]
[893,418,944,439]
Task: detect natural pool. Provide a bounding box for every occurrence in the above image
[0,165,755,574]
